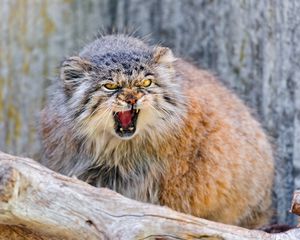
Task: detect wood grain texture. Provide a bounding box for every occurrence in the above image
[1,0,299,225]
[0,151,300,240]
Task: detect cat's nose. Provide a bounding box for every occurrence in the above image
[126,98,137,105]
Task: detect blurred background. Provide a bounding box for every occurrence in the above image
[0,0,299,225]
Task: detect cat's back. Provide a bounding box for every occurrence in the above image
[175,59,261,130]
[160,59,274,228]
[172,59,274,178]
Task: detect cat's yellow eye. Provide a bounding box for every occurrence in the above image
[103,83,119,90]
[141,79,152,87]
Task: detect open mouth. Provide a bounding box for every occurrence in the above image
[113,109,140,138]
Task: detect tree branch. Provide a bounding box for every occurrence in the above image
[0,152,299,240]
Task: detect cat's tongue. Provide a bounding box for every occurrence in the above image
[118,110,133,128]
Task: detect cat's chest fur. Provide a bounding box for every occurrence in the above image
[78,135,164,204]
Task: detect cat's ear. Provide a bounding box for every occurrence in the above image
[60,56,92,96]
[60,56,92,81]
[153,47,176,65]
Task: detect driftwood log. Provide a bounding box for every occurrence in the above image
[0,152,299,240]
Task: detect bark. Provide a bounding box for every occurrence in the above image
[1,0,300,225]
[291,191,300,217]
[0,151,299,240]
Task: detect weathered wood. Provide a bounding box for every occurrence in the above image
[0,151,299,240]
[0,225,47,240]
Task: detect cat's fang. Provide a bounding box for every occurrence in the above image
[113,109,140,138]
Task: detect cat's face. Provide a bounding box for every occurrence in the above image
[60,45,186,141]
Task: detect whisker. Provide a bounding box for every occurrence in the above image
[150,92,192,100]
[147,103,178,132]
[101,109,113,139]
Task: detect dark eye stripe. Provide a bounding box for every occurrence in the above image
[83,85,102,105]
[91,91,116,115]
[73,85,109,119]
[163,94,177,106]
[145,89,153,94]
[144,72,155,77]
[90,96,105,116]
[73,107,85,119]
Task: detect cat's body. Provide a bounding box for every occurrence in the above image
[41,35,274,228]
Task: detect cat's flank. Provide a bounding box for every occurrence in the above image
[40,35,274,228]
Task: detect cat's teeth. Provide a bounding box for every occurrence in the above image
[136,109,140,113]
[129,127,134,131]
[120,128,124,132]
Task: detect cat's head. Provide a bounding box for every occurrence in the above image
[60,35,186,141]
